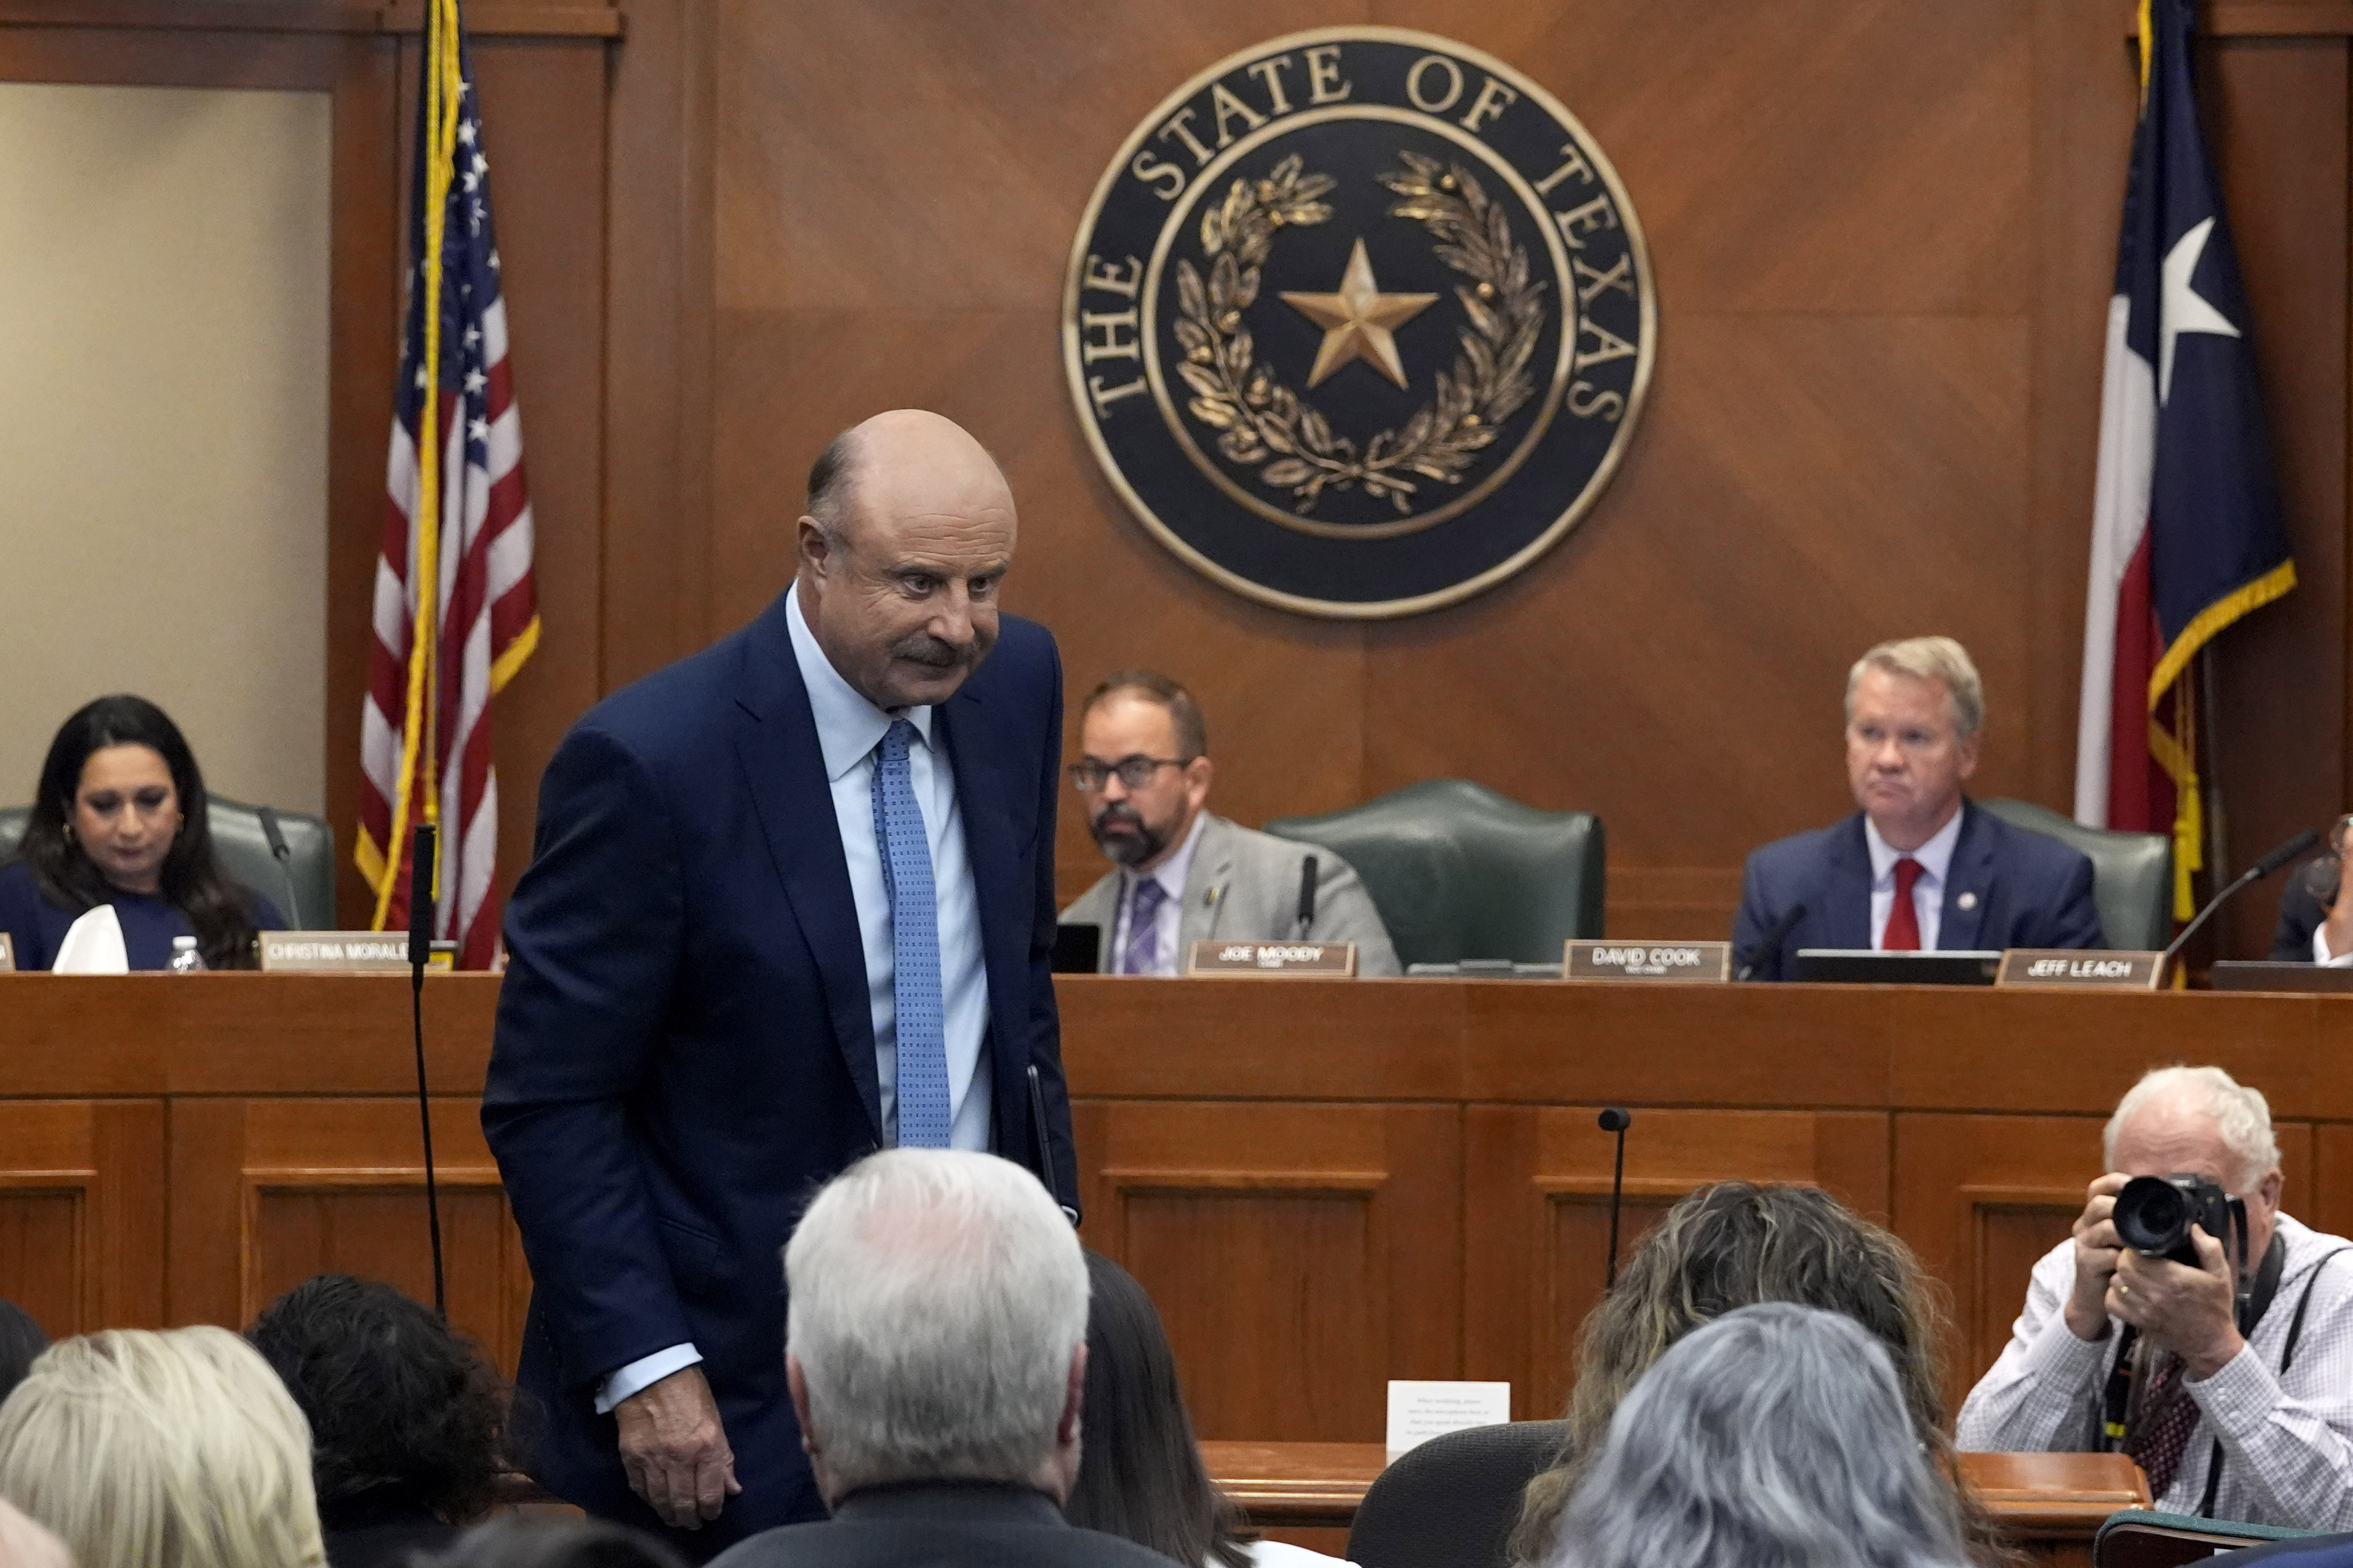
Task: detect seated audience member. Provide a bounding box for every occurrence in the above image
[422,1518,684,1568]
[1066,1252,1352,1568]
[709,1149,1179,1568]
[249,1274,506,1568]
[0,1501,69,1568]
[1545,1302,1970,1568]
[0,695,282,971]
[1958,1065,2353,1527]
[0,1324,328,1568]
[2267,816,2353,962]
[1061,673,1399,976]
[1513,1182,1999,1566]
[1732,637,2102,980]
[0,1304,47,1406]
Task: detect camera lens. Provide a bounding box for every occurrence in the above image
[2114,1176,2190,1256]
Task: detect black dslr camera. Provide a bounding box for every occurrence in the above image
[2114,1173,2243,1267]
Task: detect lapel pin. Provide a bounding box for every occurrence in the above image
[1957,892,1978,911]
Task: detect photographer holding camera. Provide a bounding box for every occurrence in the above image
[1958,1066,2353,1526]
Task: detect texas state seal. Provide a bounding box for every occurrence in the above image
[1063,27,1655,618]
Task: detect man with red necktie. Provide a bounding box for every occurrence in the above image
[1732,637,2105,981]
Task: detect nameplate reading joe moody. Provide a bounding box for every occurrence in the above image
[1188,941,1359,976]
[1994,949,2165,991]
[1564,940,1730,982]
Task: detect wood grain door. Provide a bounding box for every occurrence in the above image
[168,1096,531,1374]
[1465,1104,1891,1419]
[1072,1098,1462,1442]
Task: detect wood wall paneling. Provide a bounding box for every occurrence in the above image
[1076,1098,1462,1442]
[0,1100,165,1338]
[1465,1105,1890,1420]
[166,1093,528,1364]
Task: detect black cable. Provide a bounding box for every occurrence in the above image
[409,822,447,1317]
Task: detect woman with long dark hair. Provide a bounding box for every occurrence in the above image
[0,695,280,970]
[1064,1252,1353,1568]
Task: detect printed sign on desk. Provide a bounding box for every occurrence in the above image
[1995,950,2165,991]
[1564,940,1731,982]
[1386,1380,1513,1461]
[1186,941,1357,977]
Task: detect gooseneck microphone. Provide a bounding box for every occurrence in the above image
[1599,1107,1632,1289]
[255,806,304,930]
[408,822,447,1317]
[2162,828,2320,973]
[1296,855,1319,938]
[1735,902,1807,982]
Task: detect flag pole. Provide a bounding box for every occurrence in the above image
[2200,643,2229,888]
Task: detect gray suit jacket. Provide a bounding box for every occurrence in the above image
[1061,813,1401,976]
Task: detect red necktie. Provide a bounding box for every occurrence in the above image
[1884,857,1924,951]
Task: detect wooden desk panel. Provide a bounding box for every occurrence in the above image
[0,972,2347,1462]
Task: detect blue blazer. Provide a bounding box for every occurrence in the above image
[1731,801,2104,981]
[482,594,1078,1544]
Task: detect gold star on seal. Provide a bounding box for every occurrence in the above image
[1280,238,1438,390]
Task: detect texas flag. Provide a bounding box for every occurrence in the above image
[2074,0,2294,917]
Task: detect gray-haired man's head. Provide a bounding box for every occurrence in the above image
[783,1149,1088,1505]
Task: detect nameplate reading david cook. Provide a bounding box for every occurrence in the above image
[1187,941,1358,976]
[260,932,448,974]
[1564,940,1730,982]
[1995,950,2165,991]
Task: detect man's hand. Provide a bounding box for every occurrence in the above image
[2110,1224,2245,1379]
[2322,865,2353,961]
[2065,1173,2130,1340]
[616,1365,740,1529]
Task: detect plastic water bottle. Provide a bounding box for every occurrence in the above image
[167,936,204,974]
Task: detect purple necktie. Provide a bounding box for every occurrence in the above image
[1124,878,1167,975]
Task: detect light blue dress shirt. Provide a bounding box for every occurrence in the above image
[597,582,994,1412]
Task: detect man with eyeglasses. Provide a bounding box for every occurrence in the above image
[1731,636,2103,981]
[1059,672,1398,976]
[1960,1066,2353,1528]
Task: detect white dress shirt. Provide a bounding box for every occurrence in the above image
[1958,1214,2353,1527]
[598,586,994,1413]
[1865,808,1964,951]
[1108,811,1208,976]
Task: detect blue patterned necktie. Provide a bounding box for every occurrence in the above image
[1124,877,1167,975]
[870,719,950,1147]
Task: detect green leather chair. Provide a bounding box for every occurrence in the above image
[0,797,336,931]
[1263,778,1605,967]
[1978,796,2171,951]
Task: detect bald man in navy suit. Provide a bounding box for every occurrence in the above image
[1733,637,2104,981]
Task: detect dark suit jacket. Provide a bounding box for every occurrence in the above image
[706,1482,1185,1568]
[2270,862,2333,961]
[482,594,1079,1547]
[1732,800,2105,981]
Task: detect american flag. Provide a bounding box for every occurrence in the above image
[357,0,538,968]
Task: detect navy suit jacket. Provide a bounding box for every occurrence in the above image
[1731,801,2104,982]
[482,594,1078,1546]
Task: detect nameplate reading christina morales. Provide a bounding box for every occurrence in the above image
[1994,949,2166,991]
[259,932,454,974]
[1564,941,1731,983]
[1187,940,1359,976]
[1064,27,1655,618]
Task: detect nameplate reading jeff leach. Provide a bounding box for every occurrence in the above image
[1994,949,2165,991]
[1565,941,1731,983]
[1188,941,1359,976]
[1064,27,1655,618]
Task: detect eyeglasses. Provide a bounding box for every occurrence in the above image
[1068,755,1193,792]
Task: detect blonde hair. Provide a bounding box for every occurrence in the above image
[0,1326,326,1568]
[1846,637,1984,739]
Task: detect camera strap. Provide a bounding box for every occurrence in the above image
[2192,1237,2343,1519]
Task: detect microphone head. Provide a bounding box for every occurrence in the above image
[2255,828,2323,879]
[408,823,438,964]
[1597,1107,1632,1133]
